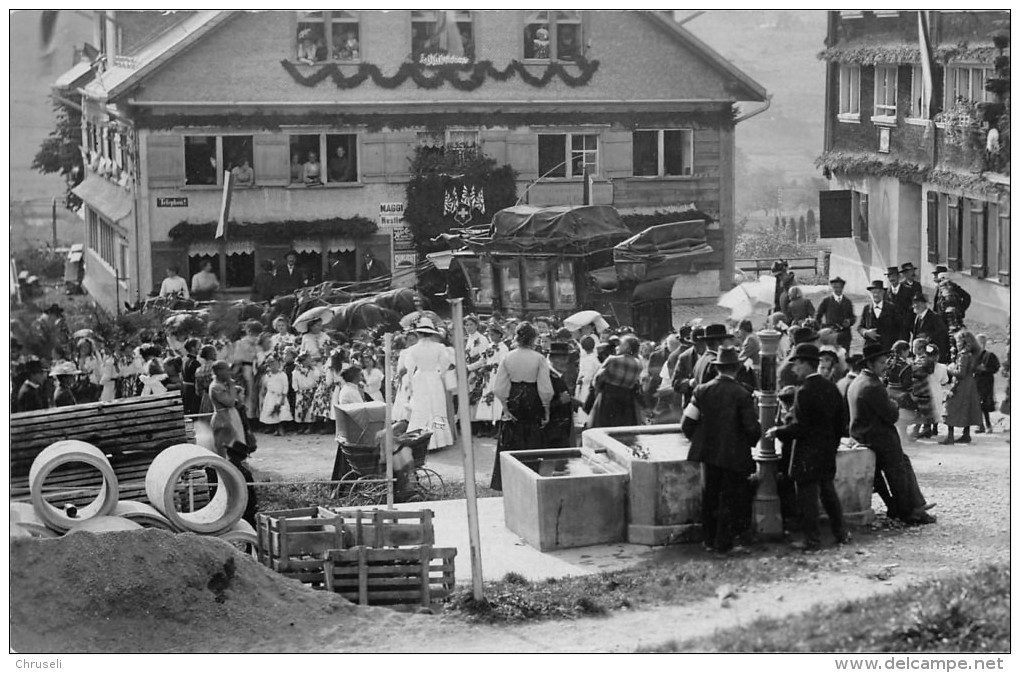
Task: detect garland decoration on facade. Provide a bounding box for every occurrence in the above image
[168,216,378,243]
[817,43,998,65]
[280,57,600,91]
[816,150,1008,198]
[136,108,735,133]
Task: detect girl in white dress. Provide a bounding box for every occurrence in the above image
[474,322,508,431]
[291,351,321,432]
[260,356,293,435]
[360,353,384,402]
[392,331,417,422]
[400,318,455,451]
[574,335,601,427]
[463,315,492,423]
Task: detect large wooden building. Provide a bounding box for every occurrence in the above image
[57,10,766,314]
[817,10,1009,323]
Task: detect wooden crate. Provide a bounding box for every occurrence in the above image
[333,508,435,548]
[323,545,457,606]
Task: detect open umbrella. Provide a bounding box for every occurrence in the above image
[717,276,778,321]
[293,304,342,334]
[563,310,610,333]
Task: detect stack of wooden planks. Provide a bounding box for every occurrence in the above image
[10,393,192,507]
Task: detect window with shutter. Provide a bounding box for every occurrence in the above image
[359,136,388,183]
[480,129,508,165]
[947,197,963,270]
[253,135,291,186]
[926,191,939,263]
[145,134,185,188]
[818,190,852,238]
[384,132,416,183]
[997,201,1010,285]
[969,199,988,278]
[506,134,538,180]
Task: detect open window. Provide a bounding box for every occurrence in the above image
[538,133,598,178]
[633,129,694,177]
[225,251,255,289]
[412,10,473,61]
[523,258,551,307]
[553,261,576,309]
[873,65,898,121]
[184,136,217,186]
[499,258,523,309]
[296,11,360,63]
[524,11,582,61]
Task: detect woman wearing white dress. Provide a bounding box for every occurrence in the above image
[574,335,601,427]
[463,315,492,423]
[360,353,384,402]
[474,322,508,431]
[400,318,455,451]
[392,331,417,422]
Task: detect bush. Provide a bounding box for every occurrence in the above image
[15,247,65,281]
[735,228,812,261]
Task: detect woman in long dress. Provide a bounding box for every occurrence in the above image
[209,360,247,458]
[312,349,346,424]
[941,329,984,445]
[401,318,455,451]
[587,335,643,429]
[463,314,492,426]
[474,322,508,434]
[391,332,417,422]
[574,335,601,427]
[291,351,321,432]
[360,353,384,402]
[490,322,554,490]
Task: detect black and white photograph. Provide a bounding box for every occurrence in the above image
[8,8,1011,662]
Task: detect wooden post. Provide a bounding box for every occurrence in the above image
[451,298,484,601]
[52,197,58,249]
[383,332,395,509]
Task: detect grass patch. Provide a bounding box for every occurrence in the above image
[441,548,857,624]
[643,564,1010,653]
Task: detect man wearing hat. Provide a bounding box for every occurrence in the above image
[767,343,850,550]
[50,361,81,407]
[275,250,308,295]
[933,269,971,327]
[885,266,918,324]
[671,325,706,409]
[857,279,906,353]
[771,260,796,315]
[681,345,762,555]
[32,303,70,360]
[544,342,577,448]
[692,323,735,386]
[847,343,935,526]
[815,277,855,351]
[909,293,950,364]
[778,326,820,387]
[899,262,920,295]
[15,358,49,412]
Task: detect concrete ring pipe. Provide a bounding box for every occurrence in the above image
[67,516,145,535]
[28,440,119,533]
[217,519,259,560]
[145,444,248,535]
[10,502,60,539]
[112,500,179,532]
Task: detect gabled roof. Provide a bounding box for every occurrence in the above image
[82,11,235,100]
[54,60,96,91]
[641,11,767,102]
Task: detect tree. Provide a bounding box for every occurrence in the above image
[774,215,780,231]
[32,101,83,210]
[798,215,806,243]
[806,208,816,240]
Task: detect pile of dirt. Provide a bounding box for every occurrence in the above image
[10,529,412,653]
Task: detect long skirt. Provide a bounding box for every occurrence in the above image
[587,382,641,429]
[212,406,246,459]
[490,381,544,491]
[407,370,455,451]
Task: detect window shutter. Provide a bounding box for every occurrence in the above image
[601,130,633,179]
[360,135,388,183]
[384,132,417,183]
[969,200,988,278]
[253,134,291,186]
[480,129,508,165]
[145,134,184,188]
[818,190,852,238]
[506,133,538,180]
[926,191,939,263]
[947,197,962,270]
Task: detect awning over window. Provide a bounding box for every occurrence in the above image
[72,175,133,224]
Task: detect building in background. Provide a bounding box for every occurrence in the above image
[55,10,765,314]
[817,10,1009,323]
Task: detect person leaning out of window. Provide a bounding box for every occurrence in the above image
[159,266,190,299]
[191,260,221,301]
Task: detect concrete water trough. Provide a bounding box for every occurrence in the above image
[501,447,628,551]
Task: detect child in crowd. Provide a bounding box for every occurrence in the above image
[927,344,952,437]
[291,351,320,434]
[259,355,293,436]
[909,338,935,439]
[973,334,1001,433]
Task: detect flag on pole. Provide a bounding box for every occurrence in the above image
[215,170,233,239]
[917,10,935,119]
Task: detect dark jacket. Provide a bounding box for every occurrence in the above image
[816,294,856,332]
[53,385,77,408]
[858,302,905,352]
[682,374,761,475]
[671,345,700,397]
[773,373,846,482]
[16,380,47,412]
[250,271,277,303]
[909,309,950,363]
[275,264,306,295]
[846,369,901,451]
[886,283,919,320]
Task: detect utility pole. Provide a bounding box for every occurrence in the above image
[52,197,58,248]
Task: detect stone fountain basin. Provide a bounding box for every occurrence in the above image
[501,448,628,551]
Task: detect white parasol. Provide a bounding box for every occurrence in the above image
[293,304,342,333]
[563,310,610,333]
[718,277,776,321]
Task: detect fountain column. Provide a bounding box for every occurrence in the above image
[752,329,784,539]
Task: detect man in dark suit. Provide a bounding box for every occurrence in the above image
[815,276,855,351]
[15,358,48,412]
[671,325,705,409]
[275,250,307,295]
[857,279,904,353]
[360,250,390,281]
[899,262,922,298]
[909,293,950,364]
[767,343,850,551]
[847,343,935,526]
[885,266,919,336]
[681,346,762,555]
[691,323,733,386]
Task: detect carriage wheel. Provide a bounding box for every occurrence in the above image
[339,474,389,507]
[414,467,445,500]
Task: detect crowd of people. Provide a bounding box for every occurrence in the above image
[10,256,1009,552]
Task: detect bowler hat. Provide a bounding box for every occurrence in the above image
[900,262,916,273]
[770,260,788,273]
[696,323,731,341]
[912,293,929,304]
[690,326,706,341]
[789,343,821,362]
[548,342,572,357]
[885,266,900,276]
[866,279,885,291]
[933,265,948,276]
[861,342,892,362]
[712,345,741,367]
[829,276,846,286]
